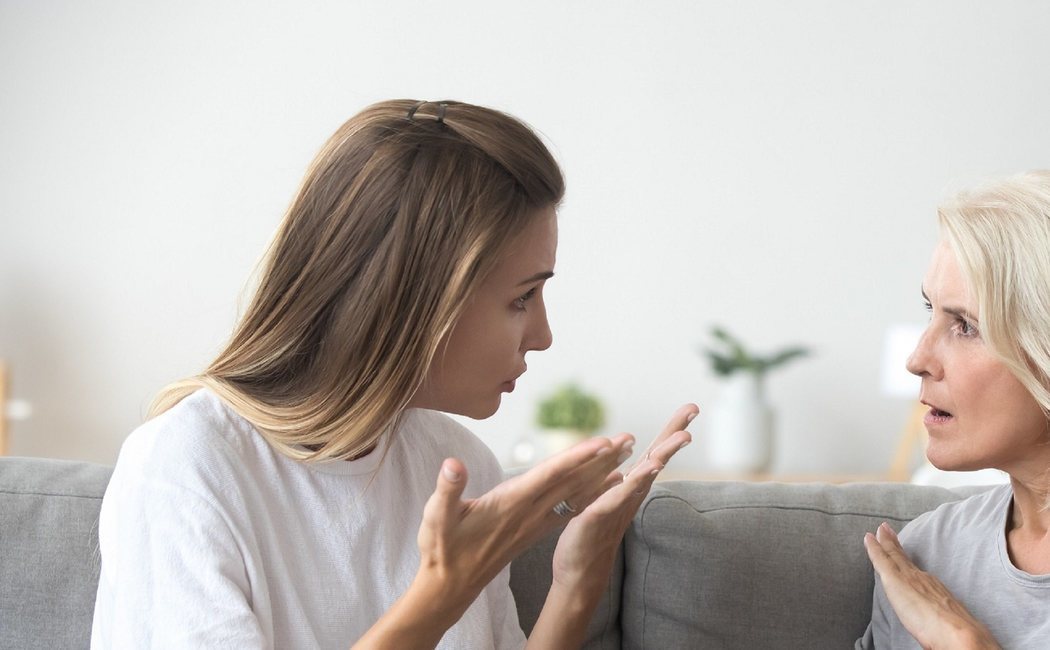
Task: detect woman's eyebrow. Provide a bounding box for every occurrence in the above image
[943,305,978,322]
[517,271,554,286]
[923,288,978,321]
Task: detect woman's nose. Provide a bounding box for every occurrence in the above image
[526,301,553,353]
[906,327,940,379]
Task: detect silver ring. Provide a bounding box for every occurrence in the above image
[552,499,577,518]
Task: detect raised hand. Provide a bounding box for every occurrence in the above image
[550,403,697,592]
[414,433,637,608]
[864,522,1000,650]
[357,434,641,648]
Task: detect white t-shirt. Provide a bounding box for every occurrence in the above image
[857,484,1050,649]
[91,389,526,649]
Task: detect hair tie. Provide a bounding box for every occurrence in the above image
[406,101,448,124]
[406,101,427,121]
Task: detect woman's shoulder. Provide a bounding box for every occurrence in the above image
[114,389,267,486]
[900,484,1011,544]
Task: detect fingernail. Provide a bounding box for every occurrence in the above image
[617,450,632,464]
[686,411,697,423]
[443,465,460,481]
[678,440,691,450]
[595,445,611,456]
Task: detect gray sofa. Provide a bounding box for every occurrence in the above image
[1,456,978,649]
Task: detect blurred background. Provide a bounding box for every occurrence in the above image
[3,1,1049,476]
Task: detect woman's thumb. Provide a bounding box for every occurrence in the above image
[425,458,468,525]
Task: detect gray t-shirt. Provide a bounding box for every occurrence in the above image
[856,484,1050,648]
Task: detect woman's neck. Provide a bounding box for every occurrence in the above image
[1005,475,1050,574]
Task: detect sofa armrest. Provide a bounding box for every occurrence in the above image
[0,457,112,650]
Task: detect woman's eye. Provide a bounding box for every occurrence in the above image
[954,318,979,338]
[513,287,537,310]
[922,300,932,312]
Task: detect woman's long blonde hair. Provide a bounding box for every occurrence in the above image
[150,100,564,461]
[938,170,1050,416]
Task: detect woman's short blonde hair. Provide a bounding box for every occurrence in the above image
[151,100,564,461]
[938,170,1050,415]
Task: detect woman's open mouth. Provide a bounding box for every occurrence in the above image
[924,407,954,425]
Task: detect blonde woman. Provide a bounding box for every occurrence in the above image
[90,100,696,649]
[859,172,1050,648]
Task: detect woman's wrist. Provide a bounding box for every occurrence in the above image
[955,625,1001,650]
[352,567,473,649]
[526,580,604,649]
[552,545,618,595]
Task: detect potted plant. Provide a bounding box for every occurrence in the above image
[535,383,606,456]
[702,326,810,473]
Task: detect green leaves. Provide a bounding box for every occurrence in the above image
[703,326,810,376]
[536,383,606,433]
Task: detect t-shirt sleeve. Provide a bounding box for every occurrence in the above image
[91,442,266,648]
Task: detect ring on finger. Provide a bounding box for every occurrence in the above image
[552,499,577,518]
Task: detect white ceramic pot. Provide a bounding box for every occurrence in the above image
[707,373,774,473]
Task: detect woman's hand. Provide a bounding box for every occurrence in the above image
[519,404,696,649]
[550,404,697,593]
[357,435,638,648]
[864,523,1001,650]
[418,433,637,608]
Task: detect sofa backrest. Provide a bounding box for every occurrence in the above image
[621,480,981,650]
[0,457,112,650]
[0,457,983,650]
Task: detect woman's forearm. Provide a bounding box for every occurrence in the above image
[525,579,606,649]
[351,569,473,650]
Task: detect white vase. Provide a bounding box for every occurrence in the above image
[708,373,774,473]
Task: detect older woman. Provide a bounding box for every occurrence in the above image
[859,171,1050,648]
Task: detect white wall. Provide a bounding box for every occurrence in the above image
[3,1,1049,474]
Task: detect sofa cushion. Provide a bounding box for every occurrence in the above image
[623,480,979,650]
[0,457,112,650]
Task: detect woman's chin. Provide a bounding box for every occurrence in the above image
[926,450,986,473]
[453,396,502,421]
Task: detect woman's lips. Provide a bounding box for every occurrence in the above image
[924,406,954,427]
[502,366,526,393]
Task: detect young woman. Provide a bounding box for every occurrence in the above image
[859,171,1050,648]
[90,100,696,648]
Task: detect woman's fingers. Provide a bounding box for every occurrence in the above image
[863,522,999,647]
[581,457,664,518]
[489,404,696,531]
[421,458,468,531]
[865,522,912,574]
[631,403,698,470]
[520,435,634,508]
[653,403,700,447]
